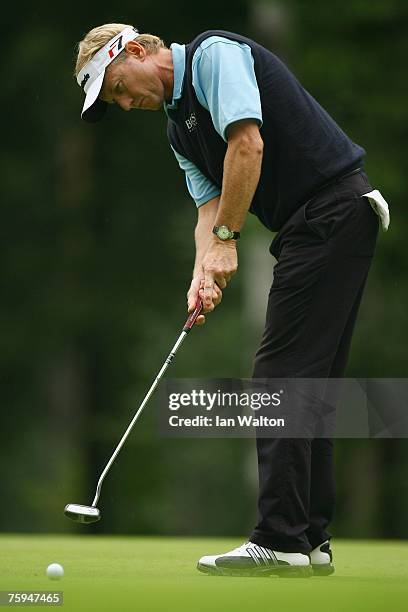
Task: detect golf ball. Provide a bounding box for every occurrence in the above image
[46,563,64,580]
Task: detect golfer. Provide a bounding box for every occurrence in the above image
[74,23,389,577]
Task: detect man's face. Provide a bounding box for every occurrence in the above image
[100,45,166,112]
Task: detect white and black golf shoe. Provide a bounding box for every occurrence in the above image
[310,540,335,576]
[197,541,312,577]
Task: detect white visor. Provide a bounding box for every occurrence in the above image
[77,26,139,122]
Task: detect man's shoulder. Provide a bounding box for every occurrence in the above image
[189,31,252,70]
[188,30,252,51]
[195,34,248,52]
[190,29,239,42]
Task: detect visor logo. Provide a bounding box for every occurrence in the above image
[108,35,123,59]
[80,73,90,89]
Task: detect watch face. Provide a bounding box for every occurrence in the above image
[218,226,231,240]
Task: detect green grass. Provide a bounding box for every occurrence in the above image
[0,536,407,611]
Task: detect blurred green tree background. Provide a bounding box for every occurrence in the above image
[1,0,407,538]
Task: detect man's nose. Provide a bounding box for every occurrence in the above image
[117,97,133,111]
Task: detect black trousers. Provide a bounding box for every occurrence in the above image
[249,170,379,554]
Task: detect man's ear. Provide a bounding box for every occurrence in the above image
[125,40,146,61]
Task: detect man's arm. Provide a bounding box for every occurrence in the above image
[169,148,223,323]
[185,119,264,318]
[174,38,264,318]
[187,196,222,325]
[190,37,264,310]
[193,196,219,278]
[201,119,263,309]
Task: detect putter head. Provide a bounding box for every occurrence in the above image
[64,503,101,524]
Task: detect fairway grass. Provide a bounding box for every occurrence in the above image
[0,535,407,611]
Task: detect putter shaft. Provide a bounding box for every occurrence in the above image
[91,300,203,508]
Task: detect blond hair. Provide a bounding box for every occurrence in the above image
[75,23,166,76]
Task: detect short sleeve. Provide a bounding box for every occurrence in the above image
[171,147,221,207]
[192,37,263,142]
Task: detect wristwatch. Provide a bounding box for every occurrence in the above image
[212,225,241,241]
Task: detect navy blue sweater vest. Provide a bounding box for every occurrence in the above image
[167,30,365,232]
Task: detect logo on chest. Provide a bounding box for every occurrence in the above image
[185,112,198,133]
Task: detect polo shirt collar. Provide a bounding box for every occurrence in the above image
[165,43,186,110]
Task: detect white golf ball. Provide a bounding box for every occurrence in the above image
[46,563,64,580]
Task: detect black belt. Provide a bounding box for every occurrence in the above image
[312,166,362,198]
[330,165,362,184]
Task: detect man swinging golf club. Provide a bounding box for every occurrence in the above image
[72,23,389,577]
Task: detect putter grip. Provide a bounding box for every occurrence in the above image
[183,299,203,332]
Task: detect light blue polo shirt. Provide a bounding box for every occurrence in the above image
[165,37,263,207]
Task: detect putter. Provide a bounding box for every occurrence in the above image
[64,298,203,524]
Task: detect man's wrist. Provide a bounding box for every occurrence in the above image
[211,233,237,246]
